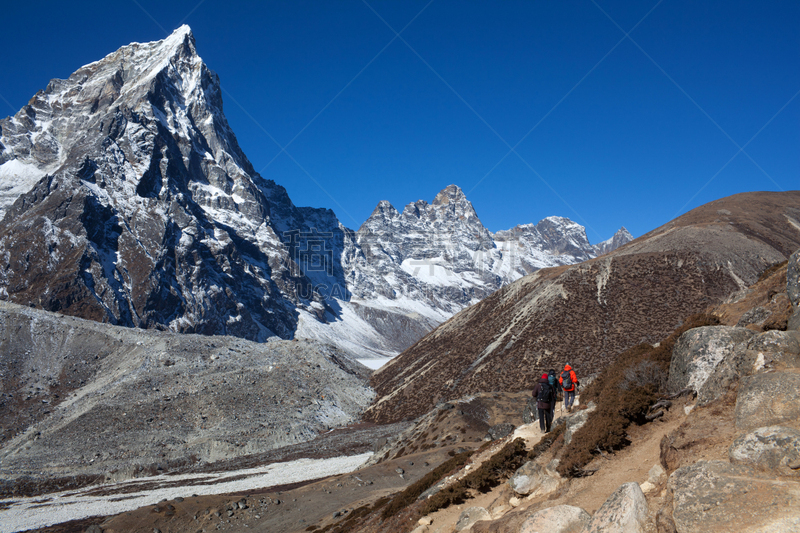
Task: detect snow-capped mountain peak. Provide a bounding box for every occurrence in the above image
[0,25,343,341]
[0,29,631,363]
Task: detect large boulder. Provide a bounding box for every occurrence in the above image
[580,482,648,533]
[564,403,596,446]
[729,425,800,476]
[519,505,591,533]
[668,460,800,532]
[668,326,755,398]
[508,461,563,497]
[735,372,800,430]
[455,506,491,531]
[691,329,800,405]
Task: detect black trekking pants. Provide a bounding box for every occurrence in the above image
[537,407,552,432]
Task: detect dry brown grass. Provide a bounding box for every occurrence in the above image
[558,313,720,477]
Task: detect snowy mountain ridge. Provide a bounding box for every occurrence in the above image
[0,26,631,362]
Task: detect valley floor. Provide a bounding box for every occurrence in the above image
[0,453,372,533]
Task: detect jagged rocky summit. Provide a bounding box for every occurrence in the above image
[0,25,350,342]
[316,184,631,360]
[0,26,630,360]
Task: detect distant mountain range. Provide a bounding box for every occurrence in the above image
[0,26,630,360]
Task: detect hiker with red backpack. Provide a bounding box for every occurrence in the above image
[531,373,556,433]
[559,363,579,413]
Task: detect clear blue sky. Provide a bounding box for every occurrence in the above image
[1,1,797,242]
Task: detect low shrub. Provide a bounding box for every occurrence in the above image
[422,430,561,515]
[318,497,391,533]
[380,450,473,520]
[757,260,788,283]
[558,313,719,477]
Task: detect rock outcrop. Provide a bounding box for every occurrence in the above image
[455,506,491,531]
[656,255,800,531]
[734,372,800,430]
[668,461,800,533]
[729,426,800,475]
[564,403,596,446]
[788,249,800,330]
[507,461,563,497]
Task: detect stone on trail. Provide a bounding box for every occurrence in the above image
[507,461,562,497]
[639,481,657,494]
[455,506,491,531]
[519,504,591,533]
[735,372,800,430]
[729,425,800,475]
[668,460,800,533]
[648,463,666,485]
[580,482,648,533]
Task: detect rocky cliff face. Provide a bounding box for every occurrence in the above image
[0,26,351,342]
[364,191,800,423]
[0,27,630,360]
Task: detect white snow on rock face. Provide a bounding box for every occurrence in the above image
[0,26,632,361]
[0,160,47,219]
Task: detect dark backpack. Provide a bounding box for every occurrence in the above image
[549,372,563,401]
[537,381,552,403]
[561,371,573,390]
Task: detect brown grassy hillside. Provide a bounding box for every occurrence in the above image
[364,191,800,424]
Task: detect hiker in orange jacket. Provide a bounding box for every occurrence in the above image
[559,363,579,413]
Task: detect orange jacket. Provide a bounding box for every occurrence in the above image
[559,365,578,392]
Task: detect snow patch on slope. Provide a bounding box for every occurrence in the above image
[0,452,372,533]
[0,160,47,218]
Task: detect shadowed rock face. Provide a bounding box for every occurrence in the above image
[0,26,350,342]
[364,192,800,424]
